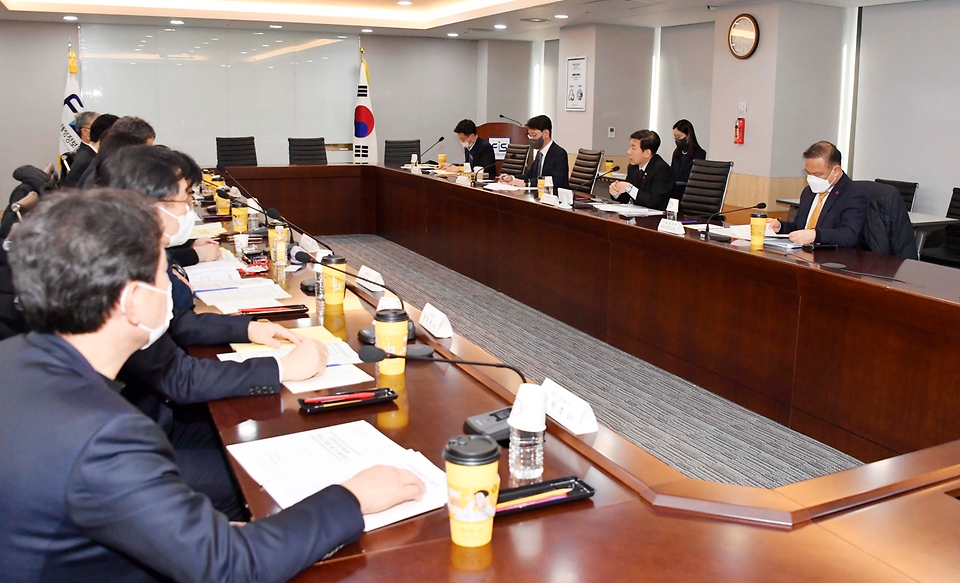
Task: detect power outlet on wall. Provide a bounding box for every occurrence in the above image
[608,127,615,138]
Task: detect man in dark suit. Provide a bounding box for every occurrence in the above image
[499,114,569,189]
[610,130,675,210]
[769,141,867,247]
[439,119,496,175]
[0,189,424,583]
[61,111,99,188]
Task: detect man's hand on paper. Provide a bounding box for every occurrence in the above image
[192,237,221,262]
[279,338,329,381]
[342,465,426,514]
[247,321,303,348]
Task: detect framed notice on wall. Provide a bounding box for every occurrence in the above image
[565,57,587,111]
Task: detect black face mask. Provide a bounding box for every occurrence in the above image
[675,138,688,150]
[528,136,545,150]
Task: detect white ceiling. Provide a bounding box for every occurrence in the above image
[0,0,924,41]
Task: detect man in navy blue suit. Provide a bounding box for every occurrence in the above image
[609,130,675,211]
[499,115,570,190]
[769,141,867,247]
[0,189,424,582]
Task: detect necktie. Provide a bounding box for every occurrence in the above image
[806,192,829,229]
[537,152,544,177]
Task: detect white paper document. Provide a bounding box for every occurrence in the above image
[543,378,599,435]
[217,340,362,367]
[213,299,282,314]
[194,276,275,294]
[727,224,779,240]
[184,254,244,283]
[190,223,226,238]
[282,365,375,394]
[195,282,291,305]
[594,204,664,217]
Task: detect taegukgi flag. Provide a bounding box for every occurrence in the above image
[353,55,378,164]
[60,47,84,155]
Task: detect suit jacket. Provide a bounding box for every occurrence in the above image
[517,142,570,190]
[62,143,96,188]
[615,154,675,210]
[464,136,497,175]
[0,332,363,583]
[778,173,867,247]
[671,148,706,198]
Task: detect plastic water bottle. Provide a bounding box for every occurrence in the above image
[508,426,544,479]
[314,266,324,310]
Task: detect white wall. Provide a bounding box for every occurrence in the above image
[592,25,653,152]
[556,25,597,150]
[657,22,714,157]
[542,39,559,124]
[854,0,960,215]
[0,21,79,199]
[475,40,532,125]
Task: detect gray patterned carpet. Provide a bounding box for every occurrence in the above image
[327,234,862,488]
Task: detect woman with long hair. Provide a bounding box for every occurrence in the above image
[671,119,706,198]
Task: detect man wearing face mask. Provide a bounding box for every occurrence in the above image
[99,145,330,520]
[768,141,867,247]
[165,151,221,268]
[499,115,569,189]
[438,119,496,175]
[0,189,426,582]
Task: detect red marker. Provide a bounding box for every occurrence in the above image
[302,391,378,404]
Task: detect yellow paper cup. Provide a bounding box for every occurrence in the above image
[750,212,767,249]
[320,255,347,306]
[442,435,501,548]
[605,160,614,173]
[537,177,545,199]
[272,225,287,266]
[374,309,409,375]
[231,205,248,234]
[438,153,447,165]
[215,191,231,216]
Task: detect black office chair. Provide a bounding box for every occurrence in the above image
[919,187,960,267]
[383,140,421,165]
[875,178,919,212]
[288,138,327,166]
[216,137,258,171]
[856,180,918,260]
[568,148,603,196]
[499,143,530,177]
[679,160,733,218]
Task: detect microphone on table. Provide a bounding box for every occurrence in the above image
[701,202,766,243]
[499,114,524,127]
[359,345,528,384]
[417,136,445,165]
[266,208,334,253]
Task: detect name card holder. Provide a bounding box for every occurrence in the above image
[376,296,403,312]
[455,175,471,186]
[540,193,561,207]
[543,378,598,435]
[657,218,686,236]
[419,302,453,338]
[411,165,423,175]
[356,265,385,292]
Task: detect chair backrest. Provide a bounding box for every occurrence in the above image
[568,148,603,196]
[499,143,530,176]
[383,139,421,165]
[875,178,919,212]
[856,180,918,260]
[679,160,734,217]
[288,138,327,166]
[945,187,960,249]
[216,137,258,170]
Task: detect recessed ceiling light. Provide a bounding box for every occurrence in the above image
[201,41,209,44]
[269,24,282,28]
[164,28,176,32]
[494,24,507,29]
[521,17,549,23]
[447,32,459,37]
[135,48,141,51]
[322,57,328,60]
[337,35,348,39]
[555,14,569,19]
[268,66,274,69]
[221,64,226,67]
[211,38,218,41]
[63,15,78,21]
[194,46,200,49]
[275,40,282,43]
[262,44,269,47]
[361,28,373,33]
[397,0,412,4]
[176,63,182,66]
[241,51,247,54]
[307,60,314,62]
[145,35,152,37]
[254,32,264,35]
[170,19,184,25]
[139,39,146,42]
[130,62,136,65]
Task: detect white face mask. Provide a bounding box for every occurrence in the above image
[806,168,836,194]
[120,281,173,350]
[460,140,470,149]
[158,203,198,247]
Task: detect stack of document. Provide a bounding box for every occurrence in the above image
[190,223,227,238]
[194,277,291,313]
[593,204,665,218]
[184,252,245,283]
[226,420,448,532]
[763,236,803,250]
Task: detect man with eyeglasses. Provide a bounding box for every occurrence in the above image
[498,115,570,190]
[61,111,99,188]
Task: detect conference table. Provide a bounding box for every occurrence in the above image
[776,196,960,251]
[199,163,960,580]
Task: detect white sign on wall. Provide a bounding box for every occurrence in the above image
[566,57,587,112]
[489,137,510,160]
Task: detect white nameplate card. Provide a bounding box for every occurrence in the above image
[540,193,560,207]
[411,165,422,175]
[557,188,574,208]
[657,218,686,236]
[376,296,403,312]
[356,265,385,292]
[455,175,471,186]
[543,378,599,435]
[299,235,331,258]
[419,302,453,338]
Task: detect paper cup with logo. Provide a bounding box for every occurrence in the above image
[233,233,249,256]
[438,153,447,165]
[537,177,545,199]
[215,188,231,215]
[374,308,409,375]
[231,204,248,234]
[750,212,767,249]
[319,254,347,306]
[443,435,501,548]
[605,160,614,173]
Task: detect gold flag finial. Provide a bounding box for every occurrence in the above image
[68,46,78,75]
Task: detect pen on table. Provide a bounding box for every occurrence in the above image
[195,286,238,293]
[495,488,573,511]
[302,390,378,404]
